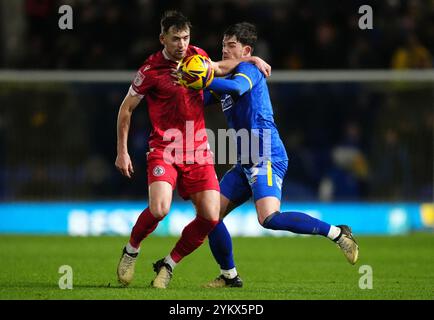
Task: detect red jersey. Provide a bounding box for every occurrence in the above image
[130,45,210,159]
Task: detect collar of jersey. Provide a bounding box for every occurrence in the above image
[162,49,180,63]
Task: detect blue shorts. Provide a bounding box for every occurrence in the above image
[220,160,288,205]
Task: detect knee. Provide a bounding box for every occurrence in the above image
[149,202,171,219]
[200,202,220,221]
[206,202,221,221]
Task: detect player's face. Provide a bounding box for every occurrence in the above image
[222,35,251,60]
[160,27,190,61]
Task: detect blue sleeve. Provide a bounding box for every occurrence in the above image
[235,62,264,89]
[208,77,251,96]
[208,62,263,96]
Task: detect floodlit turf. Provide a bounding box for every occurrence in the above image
[0,233,433,300]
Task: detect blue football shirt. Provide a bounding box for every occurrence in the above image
[207,62,288,164]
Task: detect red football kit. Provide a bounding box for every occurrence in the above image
[129,45,219,199]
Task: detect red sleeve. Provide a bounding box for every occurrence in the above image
[129,63,154,98]
[191,45,209,59]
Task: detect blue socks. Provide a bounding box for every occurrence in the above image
[263,211,331,236]
[209,211,332,272]
[208,221,235,270]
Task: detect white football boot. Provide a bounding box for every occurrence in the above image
[117,247,138,286]
[334,225,359,265]
[151,258,173,289]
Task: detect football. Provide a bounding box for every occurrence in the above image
[177,54,214,90]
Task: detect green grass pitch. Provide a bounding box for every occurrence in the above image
[0,233,433,300]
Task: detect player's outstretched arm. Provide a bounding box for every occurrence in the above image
[115,92,141,178]
[207,77,251,96]
[212,56,271,77]
[208,62,261,96]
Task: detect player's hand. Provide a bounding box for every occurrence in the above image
[249,56,271,77]
[115,152,134,178]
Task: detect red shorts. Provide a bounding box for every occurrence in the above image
[146,149,220,200]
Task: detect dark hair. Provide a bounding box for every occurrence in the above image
[224,22,257,49]
[160,10,192,34]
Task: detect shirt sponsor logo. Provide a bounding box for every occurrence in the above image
[221,94,234,112]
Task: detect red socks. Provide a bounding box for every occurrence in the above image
[170,215,219,263]
[129,207,162,249]
[129,208,218,264]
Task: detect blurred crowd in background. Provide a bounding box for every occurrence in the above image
[0,0,433,202]
[1,0,433,69]
[1,81,432,202]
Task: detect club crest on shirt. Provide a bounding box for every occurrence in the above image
[153,165,165,177]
